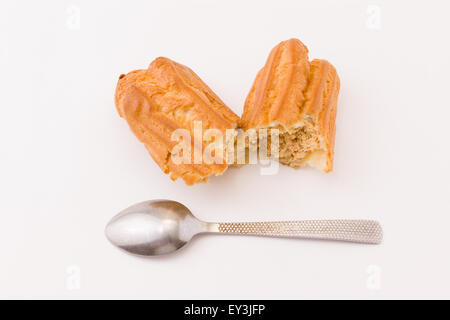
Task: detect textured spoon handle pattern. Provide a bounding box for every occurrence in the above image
[217,220,382,244]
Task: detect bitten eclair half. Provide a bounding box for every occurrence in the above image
[240,38,340,172]
[115,57,240,185]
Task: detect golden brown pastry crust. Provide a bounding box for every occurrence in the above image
[115,57,240,185]
[241,38,310,129]
[240,39,340,172]
[303,59,340,172]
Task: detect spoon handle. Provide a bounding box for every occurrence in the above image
[211,220,382,244]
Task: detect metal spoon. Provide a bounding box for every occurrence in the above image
[105,200,383,256]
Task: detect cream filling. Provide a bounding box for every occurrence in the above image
[277,121,327,170]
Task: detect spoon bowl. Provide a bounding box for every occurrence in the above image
[105,200,204,256]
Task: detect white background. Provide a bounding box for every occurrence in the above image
[1,0,449,299]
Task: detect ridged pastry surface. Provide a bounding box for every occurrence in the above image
[303,59,340,172]
[241,39,340,172]
[115,57,240,185]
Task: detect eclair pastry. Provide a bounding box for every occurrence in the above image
[240,38,340,172]
[115,57,240,185]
